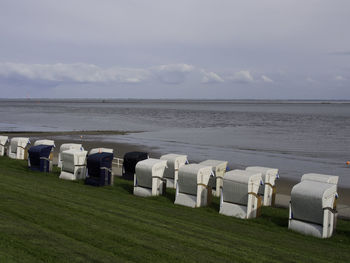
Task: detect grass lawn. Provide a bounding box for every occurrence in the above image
[0,156,349,263]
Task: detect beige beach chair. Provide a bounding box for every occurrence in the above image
[219,169,262,219]
[0,135,9,156]
[200,160,228,197]
[288,176,338,238]
[174,164,213,208]
[160,153,188,189]
[133,158,167,197]
[8,137,31,160]
[245,166,279,206]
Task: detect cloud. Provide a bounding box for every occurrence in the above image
[201,70,224,83]
[151,63,195,84]
[261,75,273,83]
[0,62,226,88]
[335,75,346,81]
[0,62,150,84]
[228,70,254,83]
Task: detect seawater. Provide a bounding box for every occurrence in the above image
[0,99,349,186]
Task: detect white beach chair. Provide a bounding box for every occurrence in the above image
[58,143,84,168]
[200,160,228,197]
[160,153,188,189]
[219,169,262,219]
[288,176,338,238]
[174,164,213,208]
[245,166,279,206]
[59,149,88,180]
[133,158,168,197]
[0,135,9,156]
[8,137,31,160]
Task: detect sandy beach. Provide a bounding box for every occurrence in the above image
[2,130,350,219]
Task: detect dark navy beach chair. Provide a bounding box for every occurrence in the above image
[122,151,148,180]
[85,152,114,186]
[28,145,53,172]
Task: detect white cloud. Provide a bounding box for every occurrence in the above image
[335,75,346,81]
[151,63,194,84]
[0,62,226,87]
[261,75,273,83]
[201,70,224,83]
[228,70,254,83]
[0,62,150,84]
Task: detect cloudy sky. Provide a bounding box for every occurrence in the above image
[0,0,349,99]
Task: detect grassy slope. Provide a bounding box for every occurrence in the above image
[0,157,349,263]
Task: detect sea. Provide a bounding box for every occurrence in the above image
[1,99,349,187]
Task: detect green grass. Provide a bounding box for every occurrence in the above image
[0,156,349,263]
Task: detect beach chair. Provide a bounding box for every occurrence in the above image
[289,175,338,238]
[245,166,279,206]
[85,151,114,186]
[199,160,228,197]
[0,135,9,156]
[31,139,55,167]
[160,153,188,189]
[133,158,167,197]
[219,170,262,219]
[58,143,84,168]
[122,152,149,180]
[28,145,54,172]
[8,137,31,160]
[59,149,88,180]
[174,164,213,208]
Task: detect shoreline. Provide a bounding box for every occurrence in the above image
[2,130,349,217]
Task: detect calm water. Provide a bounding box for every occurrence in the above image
[1,99,350,186]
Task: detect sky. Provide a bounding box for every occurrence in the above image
[0,0,349,99]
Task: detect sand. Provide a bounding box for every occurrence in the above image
[2,130,350,219]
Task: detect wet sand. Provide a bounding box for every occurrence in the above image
[2,130,349,218]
